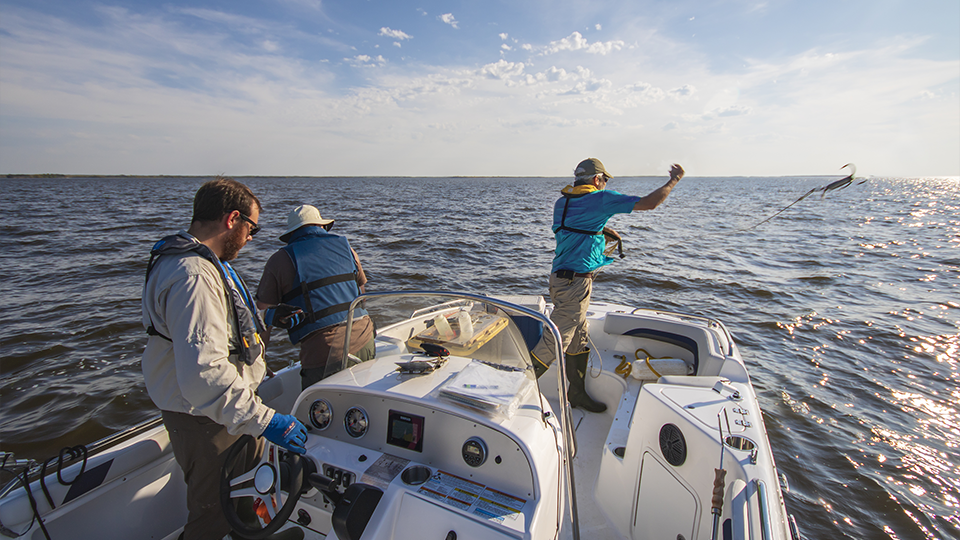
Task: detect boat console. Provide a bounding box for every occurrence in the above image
[221,293,564,540]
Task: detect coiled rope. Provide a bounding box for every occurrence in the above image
[0,445,89,540]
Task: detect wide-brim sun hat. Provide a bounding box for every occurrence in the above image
[279,205,334,242]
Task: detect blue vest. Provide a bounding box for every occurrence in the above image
[145,233,265,366]
[280,226,368,344]
[551,189,639,273]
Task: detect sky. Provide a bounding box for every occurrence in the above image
[1,0,957,177]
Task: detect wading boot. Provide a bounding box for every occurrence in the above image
[229,528,305,540]
[531,352,550,379]
[565,350,606,413]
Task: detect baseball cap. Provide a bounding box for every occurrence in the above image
[575,158,613,180]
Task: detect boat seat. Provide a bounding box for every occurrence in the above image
[493,295,547,352]
[510,315,543,351]
[602,313,729,376]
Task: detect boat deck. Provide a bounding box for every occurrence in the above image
[539,360,634,540]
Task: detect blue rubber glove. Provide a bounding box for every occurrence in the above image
[262,413,308,455]
[263,304,304,330]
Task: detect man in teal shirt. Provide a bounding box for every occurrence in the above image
[531,158,684,412]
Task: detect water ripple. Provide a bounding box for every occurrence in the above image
[0,175,958,539]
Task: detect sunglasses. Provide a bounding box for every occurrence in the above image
[237,212,261,236]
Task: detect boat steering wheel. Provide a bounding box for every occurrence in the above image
[219,436,305,540]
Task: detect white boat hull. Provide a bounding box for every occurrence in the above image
[1,293,799,540]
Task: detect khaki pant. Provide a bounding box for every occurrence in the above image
[162,411,264,540]
[531,273,593,367]
[302,336,377,390]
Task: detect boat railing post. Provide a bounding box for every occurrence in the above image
[754,479,772,540]
[350,291,582,540]
[544,317,580,540]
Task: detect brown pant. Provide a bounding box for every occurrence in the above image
[162,411,264,540]
[530,273,593,367]
[302,336,377,390]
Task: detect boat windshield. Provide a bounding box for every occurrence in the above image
[333,291,542,383]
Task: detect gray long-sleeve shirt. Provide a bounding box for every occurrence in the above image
[141,231,273,436]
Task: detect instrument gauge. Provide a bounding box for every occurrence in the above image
[309,399,333,430]
[462,437,487,467]
[344,406,369,439]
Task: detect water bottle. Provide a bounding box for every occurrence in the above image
[457,309,474,341]
[434,314,455,340]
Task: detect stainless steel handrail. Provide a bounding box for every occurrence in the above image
[343,290,580,540]
[755,479,772,540]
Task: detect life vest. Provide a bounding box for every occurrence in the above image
[554,190,604,236]
[554,186,625,260]
[144,233,265,366]
[279,226,368,345]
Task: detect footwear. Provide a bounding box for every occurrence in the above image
[565,350,606,413]
[230,527,305,540]
[530,352,550,379]
[230,498,306,540]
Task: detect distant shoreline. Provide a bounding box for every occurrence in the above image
[3,173,561,179]
[2,173,869,179]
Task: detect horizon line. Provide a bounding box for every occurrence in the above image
[5,173,952,180]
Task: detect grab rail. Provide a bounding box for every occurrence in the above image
[343,290,581,540]
[754,479,773,540]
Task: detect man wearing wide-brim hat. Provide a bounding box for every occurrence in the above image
[529,158,684,413]
[256,205,375,389]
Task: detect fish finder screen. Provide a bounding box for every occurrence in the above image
[386,410,424,452]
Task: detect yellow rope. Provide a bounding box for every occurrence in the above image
[614,356,632,378]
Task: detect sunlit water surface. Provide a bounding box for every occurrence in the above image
[0,176,957,539]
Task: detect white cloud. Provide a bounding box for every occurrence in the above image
[346,54,386,67]
[669,85,696,100]
[0,4,956,177]
[716,105,751,117]
[379,27,412,41]
[540,32,625,56]
[561,77,613,95]
[523,66,593,87]
[517,66,569,86]
[439,13,459,29]
[175,7,270,30]
[479,59,525,80]
[276,0,323,10]
[620,82,667,105]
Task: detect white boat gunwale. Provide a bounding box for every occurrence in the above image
[0,290,801,540]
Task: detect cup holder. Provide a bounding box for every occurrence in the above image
[724,435,756,451]
[401,465,431,486]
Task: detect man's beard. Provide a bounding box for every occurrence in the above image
[221,225,247,261]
